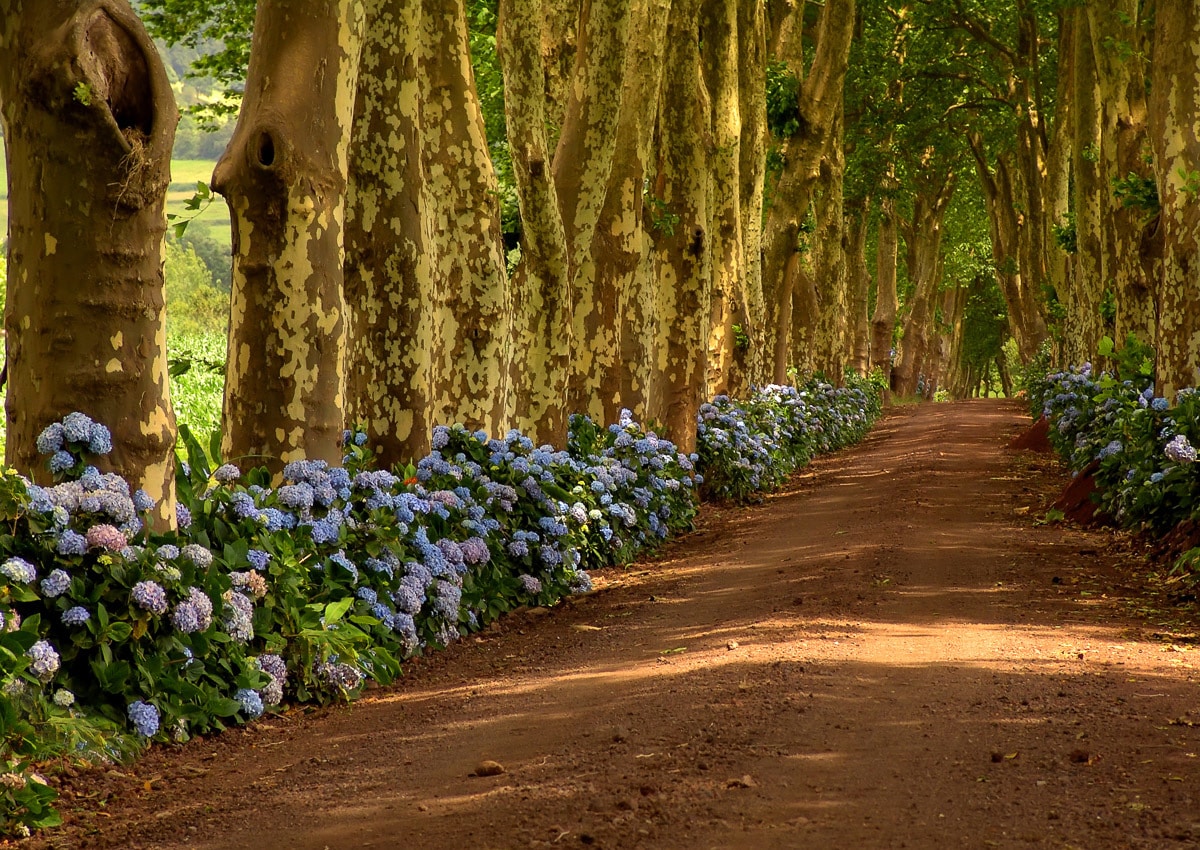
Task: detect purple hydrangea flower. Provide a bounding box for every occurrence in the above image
[213,463,241,484]
[518,574,542,595]
[26,640,60,681]
[131,580,169,615]
[172,587,213,633]
[176,503,192,529]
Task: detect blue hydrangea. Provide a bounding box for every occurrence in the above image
[181,544,213,569]
[156,544,181,561]
[132,489,156,512]
[235,688,264,718]
[40,569,71,597]
[62,412,95,444]
[247,549,271,571]
[49,450,76,473]
[127,700,160,737]
[62,606,91,626]
[213,463,241,484]
[2,557,37,584]
[176,503,192,528]
[87,423,113,455]
[172,587,213,633]
[36,423,66,455]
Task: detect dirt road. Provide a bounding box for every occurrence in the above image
[35,400,1200,849]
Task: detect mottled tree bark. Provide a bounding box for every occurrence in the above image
[870,189,900,383]
[1089,1,1157,348]
[1149,0,1200,398]
[213,0,365,472]
[420,0,511,436]
[846,196,872,376]
[556,0,632,423]
[649,0,710,453]
[1066,8,1106,364]
[735,0,767,392]
[807,106,848,381]
[0,0,178,524]
[701,0,743,399]
[344,0,436,464]
[500,0,571,443]
[761,0,855,383]
[593,0,672,423]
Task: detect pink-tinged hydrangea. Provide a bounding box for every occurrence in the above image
[86,524,127,552]
[231,570,268,599]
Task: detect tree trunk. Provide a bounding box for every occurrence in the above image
[870,188,900,384]
[702,0,743,399]
[649,0,710,453]
[1066,9,1106,364]
[213,0,365,473]
[1149,0,1200,398]
[1044,7,1075,351]
[421,0,511,436]
[591,0,672,424]
[556,0,632,423]
[736,0,767,392]
[846,196,872,376]
[0,0,178,525]
[808,105,848,381]
[344,0,436,464]
[892,176,954,397]
[761,0,855,384]
[1090,1,1157,348]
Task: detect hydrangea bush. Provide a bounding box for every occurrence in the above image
[1030,360,1200,533]
[0,379,883,836]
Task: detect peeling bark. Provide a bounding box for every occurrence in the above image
[870,189,900,383]
[649,0,709,453]
[344,0,436,464]
[1149,0,1200,397]
[846,196,872,376]
[420,0,511,437]
[213,0,365,473]
[0,0,178,524]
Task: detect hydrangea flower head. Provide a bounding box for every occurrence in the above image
[86,524,127,552]
[40,569,71,597]
[127,700,159,737]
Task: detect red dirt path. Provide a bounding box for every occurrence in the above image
[27,400,1200,849]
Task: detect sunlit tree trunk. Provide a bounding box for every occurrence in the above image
[736,0,767,392]
[421,0,511,436]
[344,0,436,464]
[0,0,178,524]
[1089,1,1157,348]
[649,0,709,452]
[213,0,365,472]
[557,0,632,423]
[592,0,671,423]
[808,106,847,380]
[761,0,855,383]
[1066,9,1106,364]
[1149,0,1200,398]
[702,0,743,399]
[1044,8,1075,357]
[500,0,571,443]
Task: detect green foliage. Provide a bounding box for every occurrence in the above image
[644,191,680,237]
[71,83,93,107]
[1052,211,1078,254]
[1178,168,1200,199]
[167,181,215,239]
[165,240,228,336]
[1111,171,1160,214]
[139,0,255,125]
[765,61,801,138]
[168,331,226,446]
[1099,288,1117,326]
[1097,333,1154,382]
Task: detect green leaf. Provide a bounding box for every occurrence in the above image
[323,598,352,626]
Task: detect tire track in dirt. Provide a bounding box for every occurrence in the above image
[33,400,1200,850]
